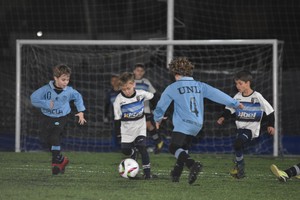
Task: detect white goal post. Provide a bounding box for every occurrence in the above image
[16,39,280,156]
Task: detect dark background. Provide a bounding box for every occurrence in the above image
[0,0,299,153]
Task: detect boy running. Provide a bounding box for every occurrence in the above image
[31,64,86,175]
[217,70,275,179]
[154,57,243,184]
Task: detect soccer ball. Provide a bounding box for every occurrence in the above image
[118,158,139,178]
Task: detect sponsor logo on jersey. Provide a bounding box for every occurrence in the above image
[238,111,256,119]
[136,95,143,101]
[251,97,259,104]
[123,110,144,119]
[42,108,63,115]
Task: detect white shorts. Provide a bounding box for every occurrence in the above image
[121,117,147,143]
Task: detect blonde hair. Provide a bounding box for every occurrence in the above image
[168,57,194,76]
[119,72,135,86]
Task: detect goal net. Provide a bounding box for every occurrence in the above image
[16,40,283,155]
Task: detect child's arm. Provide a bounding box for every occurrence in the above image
[153,87,173,128]
[265,112,275,135]
[257,92,275,135]
[202,83,241,109]
[217,109,232,125]
[113,96,122,136]
[31,87,52,109]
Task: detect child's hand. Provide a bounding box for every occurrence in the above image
[238,103,244,109]
[75,112,87,125]
[50,100,54,109]
[267,126,275,135]
[217,117,225,125]
[155,117,167,129]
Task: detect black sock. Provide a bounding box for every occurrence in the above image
[52,150,63,164]
[172,161,184,176]
[285,163,300,178]
[178,151,195,169]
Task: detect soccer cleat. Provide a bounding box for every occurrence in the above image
[144,174,158,180]
[52,157,69,175]
[188,162,202,184]
[296,175,300,179]
[230,162,245,179]
[270,164,289,182]
[170,170,180,182]
[154,140,164,154]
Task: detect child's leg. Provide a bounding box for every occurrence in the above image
[169,132,202,184]
[121,142,136,159]
[231,129,252,178]
[44,116,68,174]
[233,129,252,165]
[169,132,194,168]
[284,163,300,178]
[134,136,151,178]
[146,114,163,154]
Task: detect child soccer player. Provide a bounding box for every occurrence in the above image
[153,57,243,184]
[217,70,275,179]
[113,72,155,179]
[104,74,121,149]
[133,63,164,154]
[30,64,86,175]
[270,163,300,182]
[104,74,120,123]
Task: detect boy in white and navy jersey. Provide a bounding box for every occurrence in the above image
[113,72,155,179]
[217,70,275,179]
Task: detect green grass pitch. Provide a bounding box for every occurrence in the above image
[0,152,299,200]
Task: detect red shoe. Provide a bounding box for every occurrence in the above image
[52,157,69,175]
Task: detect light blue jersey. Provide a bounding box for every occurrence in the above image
[31,81,86,118]
[153,77,240,136]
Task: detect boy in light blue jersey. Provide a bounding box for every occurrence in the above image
[154,57,243,184]
[31,64,86,175]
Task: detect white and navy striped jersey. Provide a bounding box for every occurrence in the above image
[135,78,156,113]
[113,90,153,143]
[226,91,274,138]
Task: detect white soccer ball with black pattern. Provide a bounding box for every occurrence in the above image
[118,158,139,178]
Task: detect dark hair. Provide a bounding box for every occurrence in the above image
[168,57,194,76]
[53,64,71,78]
[119,72,135,86]
[134,63,145,70]
[234,70,253,82]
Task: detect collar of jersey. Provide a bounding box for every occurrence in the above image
[49,80,67,91]
[121,90,136,98]
[178,76,194,81]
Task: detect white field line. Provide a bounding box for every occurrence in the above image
[3,166,275,178]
